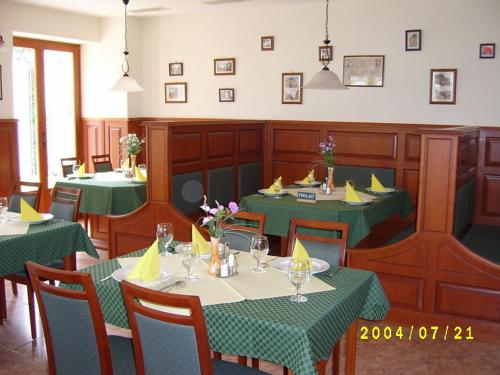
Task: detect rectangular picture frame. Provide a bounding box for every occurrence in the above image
[429,69,457,105]
[214,58,236,75]
[281,72,303,104]
[343,55,385,87]
[405,29,422,51]
[169,62,183,76]
[261,36,274,51]
[319,46,333,62]
[219,88,235,102]
[479,43,495,58]
[164,82,187,103]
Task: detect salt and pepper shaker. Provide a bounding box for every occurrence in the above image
[216,242,238,278]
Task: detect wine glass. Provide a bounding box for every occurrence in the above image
[250,235,269,273]
[288,258,311,303]
[179,243,200,282]
[272,179,282,199]
[72,164,81,175]
[138,164,147,176]
[157,223,174,256]
[0,197,8,223]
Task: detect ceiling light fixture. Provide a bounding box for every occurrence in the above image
[111,0,143,92]
[304,0,346,90]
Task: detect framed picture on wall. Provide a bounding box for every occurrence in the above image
[169,62,183,76]
[429,69,457,104]
[479,43,495,58]
[405,30,421,51]
[281,72,303,104]
[261,36,274,51]
[219,88,234,102]
[164,82,187,103]
[319,46,333,61]
[343,55,385,87]
[214,58,236,75]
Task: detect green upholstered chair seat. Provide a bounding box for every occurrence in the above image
[8,194,37,214]
[334,165,395,187]
[301,239,341,266]
[220,229,254,252]
[461,224,500,265]
[94,162,113,173]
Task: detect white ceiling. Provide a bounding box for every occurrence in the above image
[9,0,326,17]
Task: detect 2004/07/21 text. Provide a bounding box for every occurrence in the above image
[360,326,474,341]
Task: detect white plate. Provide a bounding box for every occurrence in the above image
[111,265,174,288]
[24,213,54,224]
[294,180,321,187]
[366,187,396,195]
[342,199,372,206]
[258,189,288,197]
[174,243,212,259]
[270,257,330,274]
[67,173,95,179]
[131,179,147,184]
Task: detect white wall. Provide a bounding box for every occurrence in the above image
[140,0,500,126]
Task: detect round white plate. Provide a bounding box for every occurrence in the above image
[174,243,212,258]
[131,179,147,184]
[68,173,94,179]
[258,189,288,197]
[25,213,54,224]
[270,257,330,274]
[112,265,173,288]
[294,180,321,187]
[366,187,396,195]
[342,199,371,206]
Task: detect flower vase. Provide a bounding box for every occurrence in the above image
[208,237,221,276]
[130,154,137,176]
[327,166,335,192]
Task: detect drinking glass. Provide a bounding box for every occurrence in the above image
[250,235,269,273]
[179,243,200,282]
[272,179,282,199]
[288,258,311,303]
[120,159,129,171]
[138,164,147,175]
[157,223,174,256]
[72,164,81,175]
[0,197,8,223]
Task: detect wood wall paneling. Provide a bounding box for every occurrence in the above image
[0,120,20,196]
[403,169,420,205]
[377,273,424,311]
[485,137,500,167]
[207,131,234,159]
[84,120,105,172]
[273,129,319,154]
[404,134,421,161]
[481,175,500,216]
[172,133,202,163]
[330,131,397,160]
[239,129,262,155]
[149,125,169,202]
[105,121,127,168]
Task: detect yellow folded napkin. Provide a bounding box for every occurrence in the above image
[371,174,386,193]
[76,163,86,177]
[291,239,311,270]
[20,198,43,221]
[267,176,282,192]
[345,181,363,202]
[192,225,210,254]
[301,169,315,184]
[127,239,160,282]
[121,159,130,169]
[135,166,147,181]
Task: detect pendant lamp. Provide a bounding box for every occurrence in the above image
[111,0,143,92]
[304,0,346,90]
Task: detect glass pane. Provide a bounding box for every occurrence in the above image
[13,47,40,183]
[44,49,76,188]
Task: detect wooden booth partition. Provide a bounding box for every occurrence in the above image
[0,119,20,197]
[108,119,265,258]
[348,127,500,342]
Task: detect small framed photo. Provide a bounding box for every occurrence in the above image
[429,69,457,105]
[343,55,385,87]
[219,88,234,102]
[169,62,183,76]
[281,72,303,104]
[214,58,236,75]
[479,43,495,59]
[319,46,333,62]
[164,82,187,103]
[405,30,421,51]
[261,36,274,51]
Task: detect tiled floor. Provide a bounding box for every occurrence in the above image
[1,250,499,375]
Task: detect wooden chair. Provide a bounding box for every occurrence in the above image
[120,280,267,375]
[26,262,135,375]
[60,157,82,177]
[220,211,266,252]
[91,154,113,172]
[8,181,42,213]
[2,187,82,339]
[285,218,349,375]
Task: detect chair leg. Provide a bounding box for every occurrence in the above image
[237,356,247,366]
[251,358,260,369]
[11,282,18,296]
[0,278,6,321]
[331,342,340,375]
[213,352,222,360]
[27,283,37,339]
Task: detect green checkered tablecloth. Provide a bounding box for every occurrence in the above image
[65,247,389,375]
[55,172,147,215]
[0,221,98,276]
[239,187,413,247]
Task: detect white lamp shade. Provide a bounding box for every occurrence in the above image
[111,75,144,92]
[304,68,347,90]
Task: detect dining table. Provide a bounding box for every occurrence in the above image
[62,244,389,375]
[239,185,414,248]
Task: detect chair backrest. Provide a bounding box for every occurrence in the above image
[92,154,113,172]
[60,157,82,177]
[8,181,42,213]
[120,280,214,375]
[26,262,115,375]
[49,187,82,222]
[286,218,349,267]
[220,211,266,252]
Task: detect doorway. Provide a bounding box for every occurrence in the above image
[12,37,81,208]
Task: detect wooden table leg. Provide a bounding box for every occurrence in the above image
[63,252,77,271]
[345,320,358,375]
[280,236,287,257]
[316,359,327,375]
